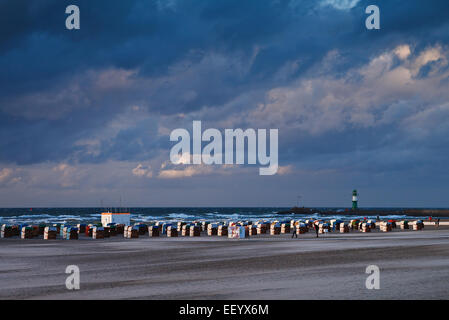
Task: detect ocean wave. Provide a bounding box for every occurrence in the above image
[11,214,54,219]
[167,213,197,219]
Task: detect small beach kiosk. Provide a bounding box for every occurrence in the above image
[101,212,130,226]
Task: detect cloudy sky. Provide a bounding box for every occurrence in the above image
[1,0,449,207]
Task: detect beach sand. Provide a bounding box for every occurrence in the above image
[0,226,448,300]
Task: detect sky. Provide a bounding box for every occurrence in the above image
[1,0,449,208]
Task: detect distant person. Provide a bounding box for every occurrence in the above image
[437,219,440,228]
[377,215,380,221]
[292,225,297,238]
[314,223,319,238]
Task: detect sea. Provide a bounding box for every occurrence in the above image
[0,207,425,226]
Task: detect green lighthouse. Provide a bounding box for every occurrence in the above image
[352,189,358,210]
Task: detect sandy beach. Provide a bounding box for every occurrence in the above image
[1,226,448,300]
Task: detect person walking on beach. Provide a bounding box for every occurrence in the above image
[314,223,319,238]
[292,224,298,238]
[437,218,440,228]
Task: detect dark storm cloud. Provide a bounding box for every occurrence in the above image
[7,0,447,99]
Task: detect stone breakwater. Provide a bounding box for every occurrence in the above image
[278,207,449,217]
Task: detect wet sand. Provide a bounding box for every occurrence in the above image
[1,227,448,300]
